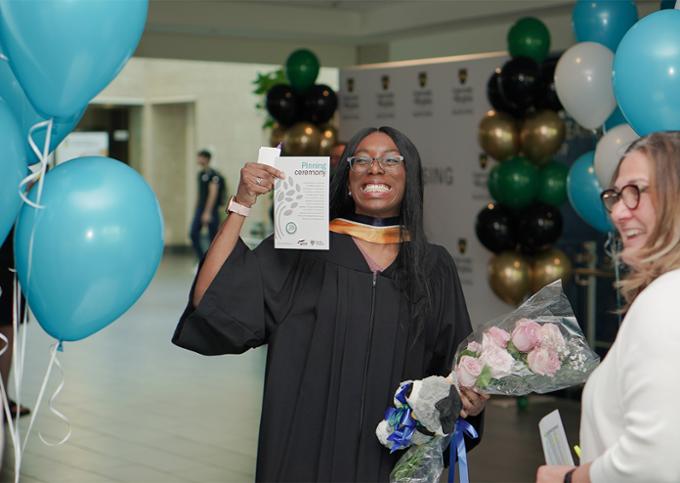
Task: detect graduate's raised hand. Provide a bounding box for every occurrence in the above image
[236,162,285,207]
[459,387,488,418]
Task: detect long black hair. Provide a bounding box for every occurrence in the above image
[329,126,431,321]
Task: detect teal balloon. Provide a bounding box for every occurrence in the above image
[285,49,320,93]
[0,60,83,164]
[566,151,614,233]
[496,157,539,210]
[604,106,626,131]
[572,0,638,52]
[613,9,680,136]
[15,157,164,342]
[0,99,28,245]
[537,161,568,207]
[0,0,147,119]
[488,163,502,202]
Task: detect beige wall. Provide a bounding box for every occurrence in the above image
[387,2,660,62]
[94,58,339,247]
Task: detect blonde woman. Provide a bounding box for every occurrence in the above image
[537,131,680,483]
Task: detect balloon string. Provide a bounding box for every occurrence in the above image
[0,331,20,458]
[22,343,60,454]
[19,119,52,209]
[38,345,71,447]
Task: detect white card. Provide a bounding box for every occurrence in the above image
[273,156,329,250]
[539,409,575,466]
[257,146,280,167]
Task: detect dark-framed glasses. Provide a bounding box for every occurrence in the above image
[346,154,404,173]
[600,184,648,213]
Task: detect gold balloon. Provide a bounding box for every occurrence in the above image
[530,248,572,293]
[270,123,286,148]
[319,124,338,156]
[520,110,566,165]
[478,110,520,161]
[488,251,531,306]
[283,122,322,156]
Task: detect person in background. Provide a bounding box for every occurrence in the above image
[536,132,680,483]
[189,149,226,260]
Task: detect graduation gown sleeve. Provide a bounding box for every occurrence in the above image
[427,245,484,450]
[172,236,301,355]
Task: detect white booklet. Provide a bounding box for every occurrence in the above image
[539,409,575,466]
[270,155,330,250]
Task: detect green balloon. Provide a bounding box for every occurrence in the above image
[537,161,568,206]
[507,17,550,63]
[285,49,320,93]
[497,156,539,209]
[488,163,503,202]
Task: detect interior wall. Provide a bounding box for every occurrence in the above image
[149,103,191,246]
[387,2,660,62]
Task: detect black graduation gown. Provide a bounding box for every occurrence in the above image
[173,232,482,482]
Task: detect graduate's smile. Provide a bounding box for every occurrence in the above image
[348,133,406,218]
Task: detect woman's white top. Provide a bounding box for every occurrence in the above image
[581,268,680,482]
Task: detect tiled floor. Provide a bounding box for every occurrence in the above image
[1,253,581,482]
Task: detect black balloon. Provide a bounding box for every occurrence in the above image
[266,84,299,126]
[475,203,517,253]
[536,56,563,111]
[301,84,338,124]
[486,70,522,117]
[499,56,542,112]
[516,203,563,253]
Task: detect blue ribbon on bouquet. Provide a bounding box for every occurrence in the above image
[385,382,417,453]
[448,418,478,483]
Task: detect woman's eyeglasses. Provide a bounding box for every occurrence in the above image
[347,155,404,173]
[600,184,648,213]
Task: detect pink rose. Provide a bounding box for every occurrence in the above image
[480,344,514,378]
[539,323,566,352]
[527,347,561,376]
[467,341,482,354]
[455,356,483,388]
[486,327,511,348]
[511,318,542,352]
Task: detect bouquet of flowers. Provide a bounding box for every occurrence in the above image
[453,280,599,395]
[380,280,599,483]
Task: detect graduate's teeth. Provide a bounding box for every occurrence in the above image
[362,184,390,193]
[625,229,642,238]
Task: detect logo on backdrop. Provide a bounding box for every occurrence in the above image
[452,66,473,115]
[341,76,359,120]
[479,153,489,170]
[381,75,390,91]
[418,71,428,88]
[458,68,468,85]
[458,238,467,254]
[413,71,433,117]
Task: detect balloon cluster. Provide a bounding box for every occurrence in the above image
[551,1,638,234]
[264,49,339,156]
[477,17,572,306]
[0,0,163,343]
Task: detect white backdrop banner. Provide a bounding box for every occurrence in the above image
[339,53,513,328]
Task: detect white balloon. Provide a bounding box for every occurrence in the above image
[594,123,639,187]
[555,42,617,130]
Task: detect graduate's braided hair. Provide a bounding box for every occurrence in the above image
[329,126,432,326]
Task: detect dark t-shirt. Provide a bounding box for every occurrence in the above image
[197,168,222,211]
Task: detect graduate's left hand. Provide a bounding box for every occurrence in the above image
[459,387,488,418]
